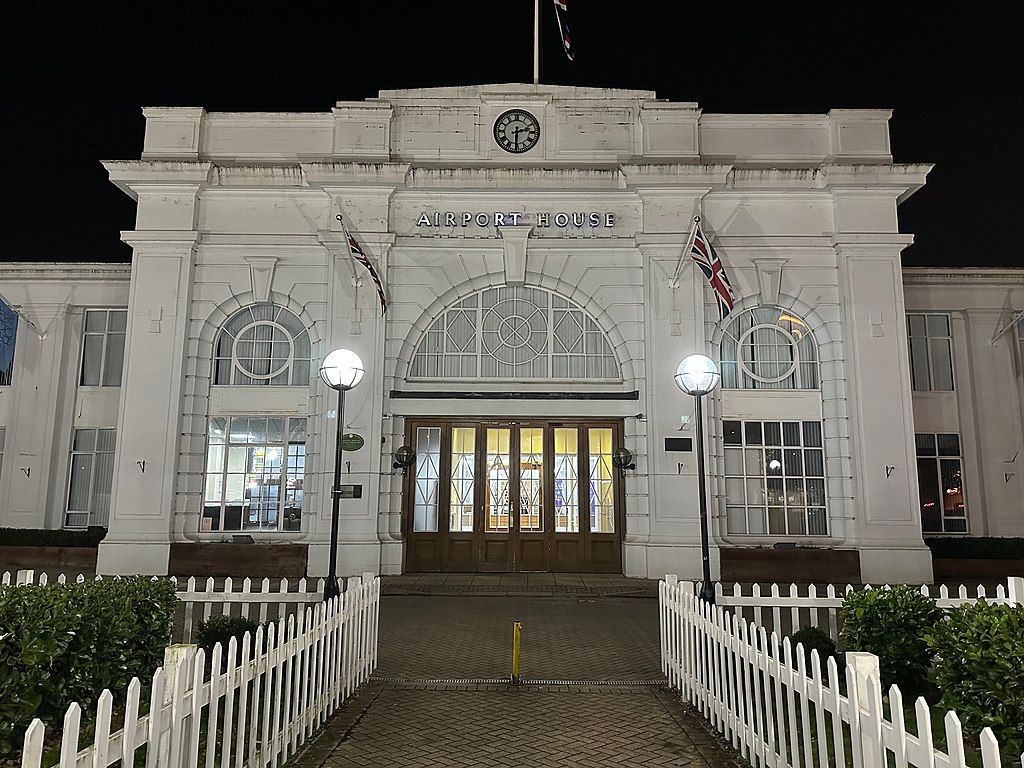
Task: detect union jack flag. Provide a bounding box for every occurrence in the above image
[690,220,737,319]
[338,215,388,315]
[552,0,574,61]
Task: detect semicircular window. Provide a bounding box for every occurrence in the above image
[214,304,312,386]
[410,286,620,380]
[720,306,819,390]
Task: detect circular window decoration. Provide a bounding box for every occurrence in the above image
[737,324,800,384]
[231,321,295,380]
[481,299,546,365]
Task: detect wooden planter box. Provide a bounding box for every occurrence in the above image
[0,546,98,572]
[720,547,861,584]
[168,543,309,578]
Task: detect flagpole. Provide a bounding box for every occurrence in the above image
[669,216,701,288]
[533,0,540,84]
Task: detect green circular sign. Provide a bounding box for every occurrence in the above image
[341,433,364,452]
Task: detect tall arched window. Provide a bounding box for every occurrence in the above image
[720,306,819,390]
[409,285,620,381]
[213,304,312,386]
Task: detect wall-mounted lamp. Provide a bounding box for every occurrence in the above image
[611,447,636,473]
[392,445,416,474]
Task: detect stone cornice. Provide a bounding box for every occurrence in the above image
[103,160,213,199]
[0,263,131,281]
[301,162,411,187]
[406,166,625,190]
[902,267,1024,285]
[620,163,732,189]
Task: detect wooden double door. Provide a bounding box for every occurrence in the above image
[403,418,624,573]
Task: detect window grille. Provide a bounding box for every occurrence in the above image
[410,286,619,381]
[723,419,827,537]
[202,416,306,532]
[907,313,954,392]
[213,304,312,386]
[65,428,116,528]
[720,307,819,390]
[80,309,128,387]
[916,432,967,533]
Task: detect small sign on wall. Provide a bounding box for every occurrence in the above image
[341,433,365,451]
[664,437,693,452]
[338,484,362,499]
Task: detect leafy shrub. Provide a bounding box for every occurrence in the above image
[924,536,1024,560]
[925,601,1024,758]
[839,585,943,697]
[0,526,107,548]
[0,576,177,755]
[196,616,260,655]
[789,627,844,675]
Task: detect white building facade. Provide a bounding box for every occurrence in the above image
[1,85,1021,583]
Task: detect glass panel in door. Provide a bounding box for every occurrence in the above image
[485,428,512,532]
[519,427,544,531]
[588,427,614,533]
[449,427,476,532]
[553,427,580,533]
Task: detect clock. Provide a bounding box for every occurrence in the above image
[493,109,540,154]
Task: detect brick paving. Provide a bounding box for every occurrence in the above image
[293,591,739,768]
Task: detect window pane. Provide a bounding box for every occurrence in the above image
[765,449,783,475]
[108,310,127,332]
[84,310,106,332]
[802,421,822,448]
[929,338,954,391]
[73,429,96,452]
[724,448,744,476]
[485,428,511,532]
[91,451,115,526]
[723,420,742,445]
[909,336,930,391]
[747,508,766,535]
[727,507,746,534]
[449,427,476,532]
[917,457,941,533]
[926,314,950,337]
[101,333,125,386]
[782,422,801,447]
[80,335,103,386]
[908,314,927,337]
[414,427,441,532]
[95,428,116,453]
[519,427,544,532]
[937,433,960,456]
[744,421,763,446]
[915,433,936,457]
[725,477,745,505]
[804,449,824,477]
[940,459,965,519]
[67,454,93,512]
[763,422,782,446]
[588,428,614,533]
[554,427,579,533]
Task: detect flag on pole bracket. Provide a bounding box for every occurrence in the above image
[552,0,575,61]
[337,214,388,316]
[677,217,738,320]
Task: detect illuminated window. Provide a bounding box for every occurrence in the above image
[723,419,827,537]
[485,428,511,532]
[907,313,954,392]
[720,307,819,390]
[449,427,476,532]
[213,304,312,386]
[519,427,544,532]
[202,416,306,532]
[588,427,614,533]
[410,285,619,381]
[0,300,17,386]
[554,428,579,532]
[66,428,116,528]
[916,433,967,534]
[80,309,127,387]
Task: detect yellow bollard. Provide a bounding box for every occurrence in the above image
[511,620,523,685]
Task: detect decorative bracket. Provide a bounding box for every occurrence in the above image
[751,258,788,306]
[244,256,279,302]
[497,226,532,286]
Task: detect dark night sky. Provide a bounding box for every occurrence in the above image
[3,1,1022,267]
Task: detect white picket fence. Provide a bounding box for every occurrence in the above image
[2,570,328,643]
[660,576,1022,768]
[18,574,381,768]
[712,576,1024,641]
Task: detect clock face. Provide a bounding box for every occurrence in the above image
[493,109,540,154]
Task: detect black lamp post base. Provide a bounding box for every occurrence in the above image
[324,577,341,602]
[699,581,716,605]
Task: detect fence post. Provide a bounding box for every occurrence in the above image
[846,652,884,768]
[161,644,197,768]
[1006,576,1023,606]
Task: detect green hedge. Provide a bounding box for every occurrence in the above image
[924,536,1024,560]
[925,601,1024,758]
[0,526,107,548]
[0,576,177,755]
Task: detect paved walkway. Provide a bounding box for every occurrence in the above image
[295,594,738,768]
[381,572,660,598]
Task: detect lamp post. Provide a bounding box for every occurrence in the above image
[674,354,722,604]
[319,348,365,602]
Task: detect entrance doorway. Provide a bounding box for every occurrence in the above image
[403,419,624,573]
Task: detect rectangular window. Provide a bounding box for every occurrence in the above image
[723,419,827,537]
[907,312,954,392]
[202,416,306,532]
[65,428,116,528]
[0,300,17,386]
[413,426,441,532]
[449,427,475,532]
[1017,314,1024,374]
[0,426,6,476]
[519,427,544,532]
[554,427,580,533]
[588,427,615,533]
[916,432,967,533]
[80,309,128,387]
[485,428,511,532]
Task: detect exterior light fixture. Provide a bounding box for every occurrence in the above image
[393,445,416,473]
[674,353,722,604]
[611,447,636,472]
[320,348,364,602]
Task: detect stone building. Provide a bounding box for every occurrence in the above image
[1,84,1021,582]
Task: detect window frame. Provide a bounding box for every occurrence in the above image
[65,427,117,528]
[907,312,955,392]
[915,432,968,534]
[0,300,18,387]
[79,308,128,388]
[213,304,312,387]
[719,306,820,391]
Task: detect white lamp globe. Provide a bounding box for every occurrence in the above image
[674,354,721,396]
[319,348,364,391]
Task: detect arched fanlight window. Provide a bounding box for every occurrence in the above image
[213,304,312,386]
[410,285,620,381]
[720,306,819,390]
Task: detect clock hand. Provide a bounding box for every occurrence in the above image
[513,126,523,146]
